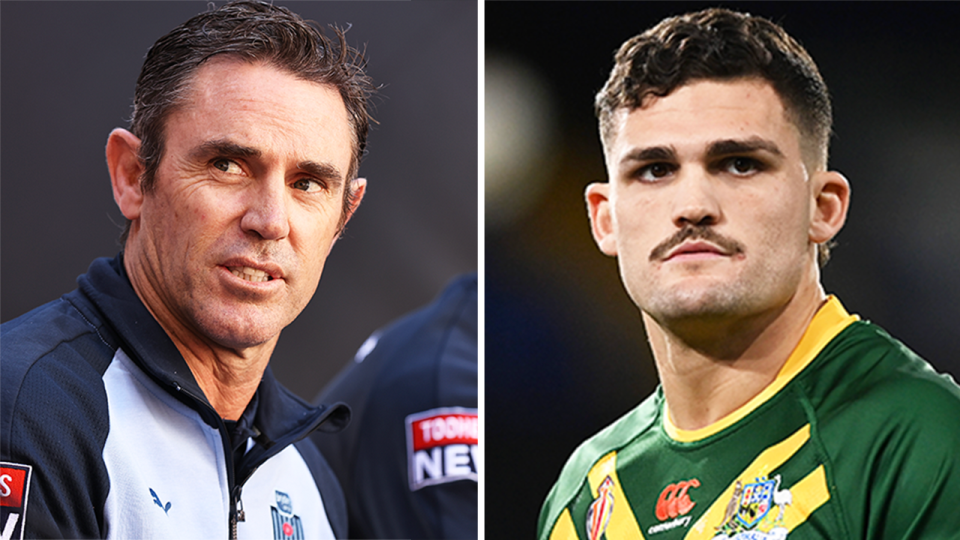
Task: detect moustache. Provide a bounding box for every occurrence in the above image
[649,225,745,262]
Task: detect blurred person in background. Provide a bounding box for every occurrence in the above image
[313,274,478,540]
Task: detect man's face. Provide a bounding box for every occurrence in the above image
[129,57,355,350]
[588,78,819,325]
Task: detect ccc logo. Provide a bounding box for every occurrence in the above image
[655,478,700,521]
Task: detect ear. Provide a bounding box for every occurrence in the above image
[343,177,366,226]
[329,177,367,251]
[106,128,145,221]
[809,170,850,244]
[586,182,618,256]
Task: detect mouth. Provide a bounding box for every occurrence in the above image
[226,265,277,283]
[663,240,728,262]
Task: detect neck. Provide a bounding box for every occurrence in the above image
[172,337,273,421]
[123,249,274,421]
[645,280,826,432]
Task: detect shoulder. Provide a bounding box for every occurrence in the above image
[1,295,116,538]
[811,320,960,424]
[538,392,660,539]
[808,321,960,536]
[2,293,109,365]
[2,294,116,446]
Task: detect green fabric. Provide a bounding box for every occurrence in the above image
[538,321,960,540]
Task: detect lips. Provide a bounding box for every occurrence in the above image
[663,240,728,261]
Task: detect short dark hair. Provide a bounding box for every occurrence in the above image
[596,8,835,265]
[596,8,831,169]
[123,0,374,242]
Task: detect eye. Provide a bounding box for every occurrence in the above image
[292,177,325,193]
[212,158,243,175]
[635,162,676,182]
[721,157,762,176]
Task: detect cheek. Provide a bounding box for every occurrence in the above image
[613,196,663,249]
[292,210,340,257]
[745,191,810,252]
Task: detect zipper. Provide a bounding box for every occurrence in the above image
[160,373,341,538]
[230,485,245,540]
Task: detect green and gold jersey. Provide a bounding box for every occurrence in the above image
[538,297,960,540]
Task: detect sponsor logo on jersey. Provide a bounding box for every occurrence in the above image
[648,478,699,535]
[270,490,304,540]
[406,407,478,491]
[714,475,792,540]
[586,476,615,540]
[1,463,32,540]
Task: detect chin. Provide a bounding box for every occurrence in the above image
[639,285,755,323]
[193,308,288,350]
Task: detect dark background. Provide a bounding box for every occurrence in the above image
[486,2,960,538]
[1,1,478,402]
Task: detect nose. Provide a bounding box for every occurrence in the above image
[240,175,290,240]
[671,169,721,228]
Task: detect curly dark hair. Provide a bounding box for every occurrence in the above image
[123,0,374,241]
[596,8,831,170]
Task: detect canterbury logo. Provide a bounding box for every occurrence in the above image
[655,478,700,521]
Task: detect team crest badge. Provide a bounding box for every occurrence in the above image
[714,475,791,540]
[586,476,615,540]
[270,491,304,540]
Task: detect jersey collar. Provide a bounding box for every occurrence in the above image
[663,295,859,443]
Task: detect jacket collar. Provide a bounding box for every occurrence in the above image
[78,254,348,440]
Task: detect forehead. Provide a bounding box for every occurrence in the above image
[605,79,803,166]
[168,57,353,175]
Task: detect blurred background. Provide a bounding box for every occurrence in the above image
[1,1,477,401]
[486,1,960,538]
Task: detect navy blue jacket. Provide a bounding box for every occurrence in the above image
[1,255,348,539]
[312,274,478,539]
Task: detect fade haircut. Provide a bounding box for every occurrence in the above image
[596,8,835,264]
[123,0,374,242]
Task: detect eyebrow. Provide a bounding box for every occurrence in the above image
[618,137,784,170]
[190,139,261,161]
[619,145,677,167]
[190,139,345,188]
[297,160,344,190]
[706,137,784,159]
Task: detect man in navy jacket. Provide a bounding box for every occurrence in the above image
[1,2,372,538]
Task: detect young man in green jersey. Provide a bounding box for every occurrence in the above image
[538,8,960,540]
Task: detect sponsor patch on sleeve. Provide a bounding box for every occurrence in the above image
[406,407,478,491]
[1,462,33,540]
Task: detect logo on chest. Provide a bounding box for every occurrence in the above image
[714,475,792,539]
[270,491,304,540]
[586,476,616,540]
[647,478,699,535]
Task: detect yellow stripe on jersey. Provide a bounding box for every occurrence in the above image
[587,451,646,540]
[685,424,811,539]
[666,296,858,443]
[548,508,580,540]
[781,465,830,530]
